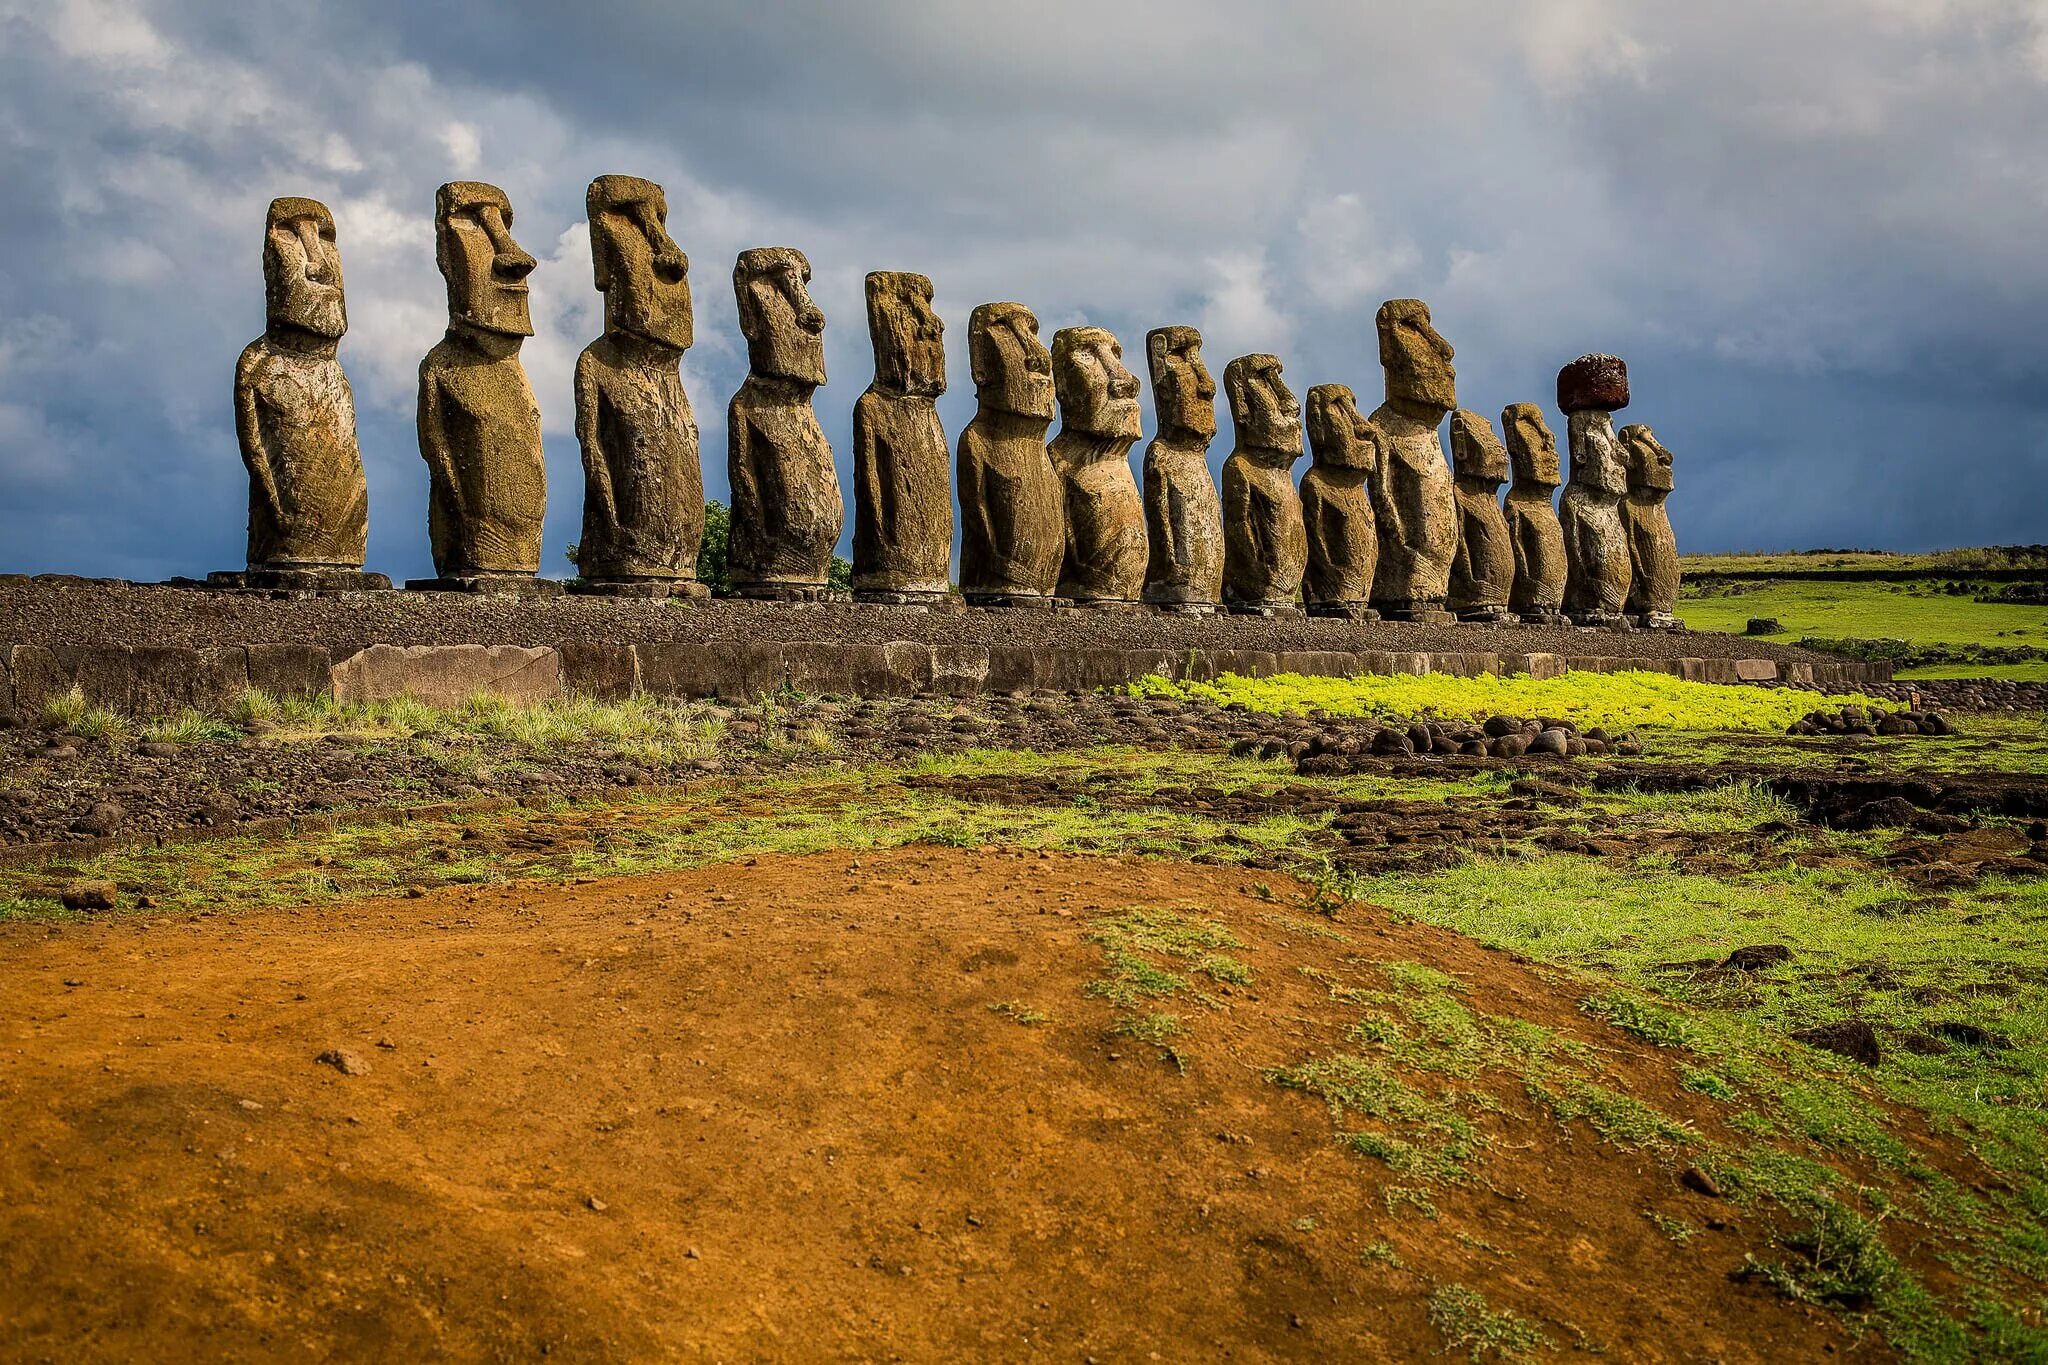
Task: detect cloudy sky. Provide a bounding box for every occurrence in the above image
[2,0,2045,581]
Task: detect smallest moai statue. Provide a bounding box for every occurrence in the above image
[1050,326,1148,608]
[1619,424,1681,629]
[1556,354,1633,628]
[1140,326,1224,613]
[1501,402,1568,624]
[1220,354,1307,616]
[1300,383,1379,619]
[1446,410,1515,622]
[852,271,952,605]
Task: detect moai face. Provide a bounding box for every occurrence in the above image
[1450,410,1510,484]
[1620,424,1675,493]
[968,302,1054,420]
[865,271,945,397]
[264,197,346,340]
[1502,402,1561,487]
[1052,326,1141,440]
[436,181,536,338]
[588,175,692,351]
[735,247,826,385]
[1223,354,1302,456]
[1305,383,1375,471]
[1145,325,1217,444]
[1376,298,1456,415]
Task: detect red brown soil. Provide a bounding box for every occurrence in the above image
[0,848,1892,1361]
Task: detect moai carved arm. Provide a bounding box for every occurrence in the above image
[234,348,284,531]
[416,366,465,525]
[573,350,617,531]
[852,396,883,544]
[1155,468,1186,577]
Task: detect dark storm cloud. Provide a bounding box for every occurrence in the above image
[0,0,2043,582]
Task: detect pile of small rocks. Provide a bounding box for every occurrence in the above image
[1774,677,2046,713]
[1786,705,1951,737]
[1232,714,1644,774]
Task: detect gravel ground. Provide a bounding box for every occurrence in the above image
[0,576,1832,661]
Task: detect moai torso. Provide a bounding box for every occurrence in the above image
[727,247,841,593]
[1051,326,1146,604]
[1300,383,1377,608]
[1220,355,1307,610]
[1556,355,1633,621]
[853,272,951,598]
[1620,424,1680,621]
[237,197,367,569]
[1446,409,1513,616]
[418,181,545,578]
[576,176,703,584]
[958,303,1062,601]
[1367,300,1459,614]
[1140,326,1223,609]
[1501,402,1567,614]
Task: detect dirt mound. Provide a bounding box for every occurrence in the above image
[1,849,1896,1360]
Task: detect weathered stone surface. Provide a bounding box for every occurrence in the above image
[1557,353,1630,414]
[1220,354,1306,612]
[575,175,705,589]
[1501,402,1567,618]
[557,640,638,701]
[1050,326,1146,605]
[853,271,950,601]
[1559,371,1633,625]
[728,247,841,596]
[331,644,560,707]
[958,302,1062,604]
[245,644,335,700]
[1619,423,1681,626]
[1140,326,1224,611]
[633,642,784,700]
[1367,299,1459,617]
[236,197,369,574]
[1446,409,1514,619]
[782,643,911,698]
[419,182,545,580]
[50,647,251,716]
[1300,383,1378,614]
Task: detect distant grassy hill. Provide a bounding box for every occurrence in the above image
[1680,545,2048,576]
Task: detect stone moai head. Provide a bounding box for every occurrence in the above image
[1557,353,1630,415]
[436,181,536,338]
[587,174,692,351]
[1145,325,1217,444]
[1305,383,1375,471]
[1450,410,1510,485]
[734,247,826,385]
[1502,402,1561,488]
[1052,326,1142,440]
[865,271,944,398]
[1620,423,1675,494]
[1376,298,1456,416]
[263,196,345,340]
[1224,354,1303,459]
[968,302,1054,420]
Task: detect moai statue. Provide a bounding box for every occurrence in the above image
[1220,354,1307,615]
[1299,383,1379,619]
[1139,326,1224,612]
[573,175,706,597]
[727,247,841,599]
[1619,424,1681,629]
[1501,402,1568,624]
[1366,300,1459,622]
[1556,354,1633,627]
[219,196,385,592]
[957,302,1062,607]
[1050,326,1147,607]
[414,181,551,594]
[852,272,952,605]
[1446,410,1515,622]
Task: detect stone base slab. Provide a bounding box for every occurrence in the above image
[854,590,963,611]
[570,578,710,600]
[1380,608,1459,625]
[206,568,392,594]
[405,576,565,599]
[1456,606,1516,624]
[1518,610,1570,627]
[1568,612,1633,630]
[963,594,1068,611]
[730,583,848,603]
[1307,603,1381,622]
[1226,603,1306,619]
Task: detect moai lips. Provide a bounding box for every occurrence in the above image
[1220,354,1307,614]
[573,175,706,594]
[1367,299,1459,620]
[853,271,952,602]
[1446,409,1515,621]
[1140,325,1224,612]
[1501,401,1568,621]
[958,302,1063,605]
[1050,326,1147,606]
[1556,353,1633,625]
[727,247,842,598]
[1619,423,1681,628]
[1300,383,1379,618]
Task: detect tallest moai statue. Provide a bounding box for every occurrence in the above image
[219,197,384,592]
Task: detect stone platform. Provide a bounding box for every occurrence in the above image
[0,576,1886,715]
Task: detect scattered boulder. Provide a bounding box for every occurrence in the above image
[1790,1020,1882,1067]
[59,880,117,912]
[1527,728,1569,757]
[1744,618,1780,636]
[315,1048,372,1077]
[1722,944,1791,972]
